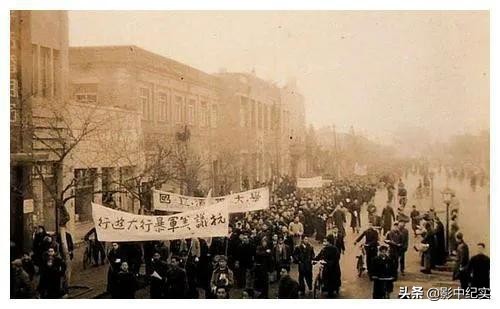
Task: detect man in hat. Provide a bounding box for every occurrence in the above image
[384,222,403,278]
[381,203,395,236]
[410,205,421,237]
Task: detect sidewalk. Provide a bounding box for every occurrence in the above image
[68,243,109,299]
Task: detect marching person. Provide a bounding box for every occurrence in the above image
[210,255,234,296]
[254,238,273,298]
[277,267,299,299]
[273,236,292,279]
[381,203,395,236]
[410,205,420,237]
[293,236,315,295]
[38,247,66,299]
[149,251,169,299]
[397,221,409,276]
[384,222,403,278]
[289,216,304,247]
[468,243,490,289]
[355,221,379,276]
[313,234,341,297]
[11,259,35,299]
[453,232,470,289]
[112,261,138,299]
[165,256,188,298]
[371,245,396,299]
[107,242,125,295]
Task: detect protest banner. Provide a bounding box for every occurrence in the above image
[152,187,269,213]
[91,200,229,242]
[297,176,323,188]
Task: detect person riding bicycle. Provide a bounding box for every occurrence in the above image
[313,234,341,297]
[371,245,396,299]
[354,221,379,277]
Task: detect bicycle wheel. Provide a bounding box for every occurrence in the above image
[313,278,320,299]
[82,247,91,270]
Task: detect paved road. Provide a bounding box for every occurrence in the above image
[72,173,489,298]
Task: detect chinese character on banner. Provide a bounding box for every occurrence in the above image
[234,194,244,204]
[194,213,208,228]
[168,216,179,232]
[398,286,411,299]
[98,217,111,229]
[159,193,171,204]
[179,216,191,230]
[140,219,153,232]
[126,219,139,230]
[250,191,261,202]
[210,213,226,225]
[154,217,166,232]
[111,217,125,230]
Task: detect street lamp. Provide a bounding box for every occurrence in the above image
[441,187,455,255]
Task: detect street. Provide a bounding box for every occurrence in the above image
[68,172,490,299]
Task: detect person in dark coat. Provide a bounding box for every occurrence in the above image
[165,256,188,298]
[314,234,341,297]
[371,245,396,298]
[278,268,299,299]
[330,227,345,255]
[11,259,36,299]
[112,262,138,299]
[293,236,315,294]
[384,223,403,278]
[273,236,292,279]
[149,252,169,299]
[355,221,379,276]
[381,204,395,236]
[314,213,327,242]
[410,206,420,237]
[332,206,346,237]
[398,221,409,275]
[32,226,48,266]
[468,243,490,289]
[38,248,66,299]
[107,242,125,295]
[21,253,36,281]
[254,238,272,298]
[453,232,470,289]
[433,216,447,266]
[234,234,255,289]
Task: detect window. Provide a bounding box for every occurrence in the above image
[40,47,51,97]
[211,104,218,128]
[200,101,209,127]
[10,55,17,74]
[257,101,263,129]
[10,109,17,123]
[158,92,169,122]
[240,96,248,128]
[250,99,256,128]
[10,79,18,98]
[74,83,98,104]
[264,105,269,130]
[140,87,151,120]
[187,99,196,125]
[174,95,183,123]
[32,44,38,95]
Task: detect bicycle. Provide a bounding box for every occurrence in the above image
[312,260,326,299]
[82,238,94,270]
[356,245,366,277]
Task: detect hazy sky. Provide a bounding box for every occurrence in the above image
[69,11,489,143]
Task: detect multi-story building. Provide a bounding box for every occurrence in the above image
[216,72,307,190]
[10,11,69,256]
[69,46,222,196]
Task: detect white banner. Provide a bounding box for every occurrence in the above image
[92,201,229,242]
[297,176,323,188]
[152,187,269,213]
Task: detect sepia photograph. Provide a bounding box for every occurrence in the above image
[7,5,492,301]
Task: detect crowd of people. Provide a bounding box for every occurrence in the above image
[11,170,490,299]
